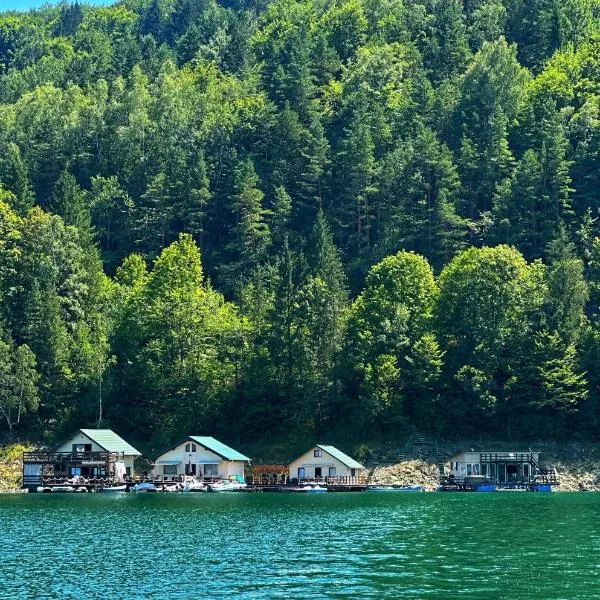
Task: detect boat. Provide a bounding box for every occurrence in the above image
[50,486,74,493]
[131,482,157,493]
[206,480,247,492]
[302,483,328,493]
[162,483,182,493]
[367,485,423,492]
[181,476,205,492]
[100,485,127,493]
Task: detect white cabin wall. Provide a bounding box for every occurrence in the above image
[56,432,106,453]
[288,448,356,479]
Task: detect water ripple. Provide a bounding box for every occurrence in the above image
[1,493,600,599]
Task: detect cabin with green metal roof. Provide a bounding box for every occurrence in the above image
[22,429,141,491]
[153,436,251,482]
[288,445,366,483]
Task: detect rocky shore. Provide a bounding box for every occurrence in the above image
[367,457,600,492]
[369,459,441,491]
[2,440,600,492]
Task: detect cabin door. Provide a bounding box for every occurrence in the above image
[185,464,196,476]
[497,463,506,483]
[298,467,305,480]
[315,467,322,479]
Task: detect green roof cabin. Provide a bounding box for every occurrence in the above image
[22,429,141,491]
[288,445,365,483]
[153,436,251,482]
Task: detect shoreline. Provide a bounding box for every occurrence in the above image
[3,441,600,493]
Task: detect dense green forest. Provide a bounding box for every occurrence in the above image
[0,0,598,451]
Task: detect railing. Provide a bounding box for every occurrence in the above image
[479,453,538,464]
[23,451,113,464]
[296,476,366,486]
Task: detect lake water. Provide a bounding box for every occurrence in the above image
[0,492,599,599]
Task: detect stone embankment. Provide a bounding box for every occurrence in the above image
[367,457,600,491]
[552,460,600,491]
[369,459,441,491]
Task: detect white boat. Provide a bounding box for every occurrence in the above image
[100,485,127,493]
[50,486,75,493]
[182,481,205,492]
[302,483,328,493]
[367,485,423,492]
[131,482,157,493]
[206,480,247,492]
[180,476,205,492]
[163,483,183,493]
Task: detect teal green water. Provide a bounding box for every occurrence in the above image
[0,492,599,599]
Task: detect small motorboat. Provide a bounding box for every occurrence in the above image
[302,483,328,493]
[131,482,157,493]
[181,476,205,492]
[100,485,127,493]
[162,483,183,493]
[367,485,423,492]
[51,486,75,493]
[206,480,247,492]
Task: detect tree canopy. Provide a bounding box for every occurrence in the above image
[0,0,599,449]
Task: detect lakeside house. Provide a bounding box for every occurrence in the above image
[446,450,558,488]
[153,436,250,482]
[288,445,365,482]
[22,429,141,490]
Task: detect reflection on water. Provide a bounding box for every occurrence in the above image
[0,492,598,599]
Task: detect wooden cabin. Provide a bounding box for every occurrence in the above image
[22,429,141,490]
[153,436,250,482]
[288,445,365,483]
[446,450,558,488]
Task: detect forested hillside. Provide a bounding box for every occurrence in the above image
[0,0,598,450]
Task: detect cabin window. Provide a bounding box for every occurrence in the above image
[490,463,497,478]
[73,443,91,453]
[473,464,480,475]
[481,464,488,476]
[467,464,472,475]
[191,444,197,453]
[204,464,218,476]
[314,449,322,458]
[351,469,356,477]
[185,443,190,452]
[69,467,81,476]
[329,467,336,477]
[164,465,178,475]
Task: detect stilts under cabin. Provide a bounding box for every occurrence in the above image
[440,450,559,491]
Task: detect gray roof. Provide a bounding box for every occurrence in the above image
[317,445,364,469]
[80,429,141,456]
[189,436,250,462]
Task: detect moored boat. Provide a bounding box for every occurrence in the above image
[100,485,127,493]
[206,480,247,492]
[367,485,423,492]
[131,482,157,493]
[302,483,328,493]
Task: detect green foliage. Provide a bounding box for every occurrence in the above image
[0,0,598,445]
